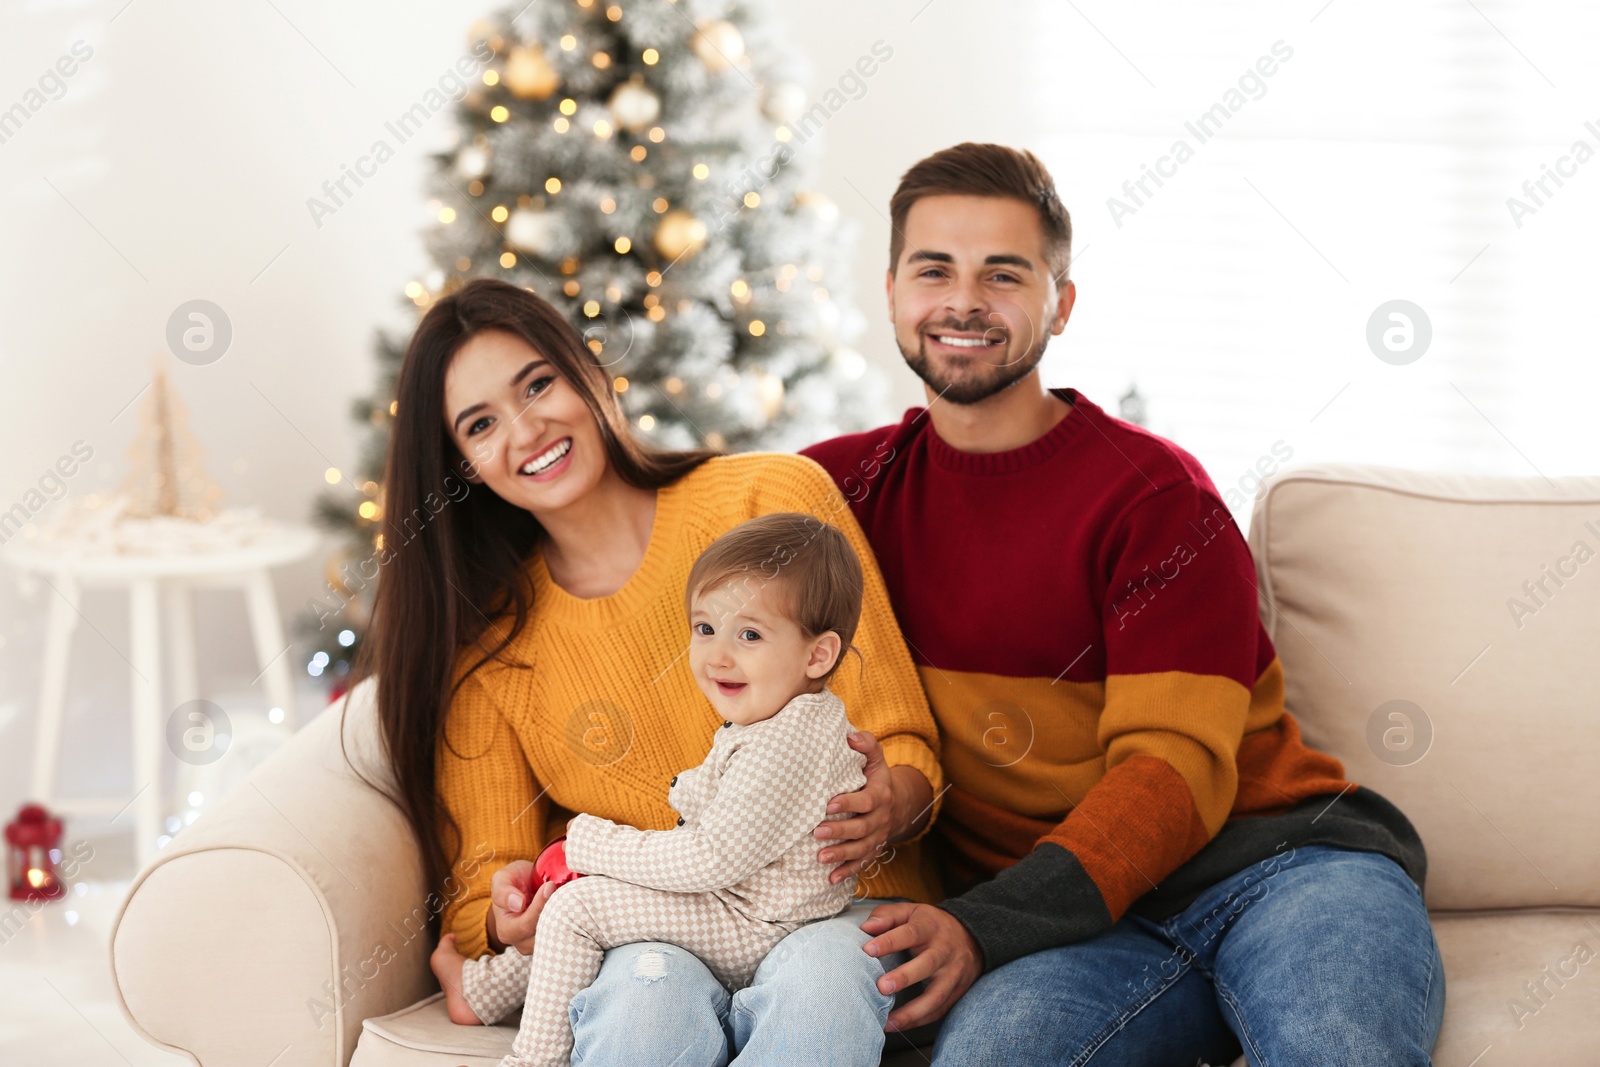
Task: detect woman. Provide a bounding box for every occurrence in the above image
[358,277,943,1064]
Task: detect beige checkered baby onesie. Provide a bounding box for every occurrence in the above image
[458,687,869,1067]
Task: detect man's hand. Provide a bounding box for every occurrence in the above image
[860,902,984,1032]
[486,861,556,955]
[815,731,896,883]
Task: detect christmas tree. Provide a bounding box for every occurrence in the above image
[302,0,889,688]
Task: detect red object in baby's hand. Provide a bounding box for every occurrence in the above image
[535,836,581,889]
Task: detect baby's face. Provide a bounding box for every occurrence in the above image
[687,577,839,725]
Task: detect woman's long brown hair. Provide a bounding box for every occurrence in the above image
[347,277,717,925]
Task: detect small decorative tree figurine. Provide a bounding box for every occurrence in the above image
[6,804,65,902]
[121,361,223,521]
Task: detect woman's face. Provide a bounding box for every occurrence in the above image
[443,328,607,516]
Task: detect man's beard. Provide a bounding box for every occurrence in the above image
[898,317,1053,405]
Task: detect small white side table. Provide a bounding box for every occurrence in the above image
[4,522,319,867]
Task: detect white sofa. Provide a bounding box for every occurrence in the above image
[111,464,1600,1065]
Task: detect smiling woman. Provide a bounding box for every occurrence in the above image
[349,277,945,1066]
[356,279,716,902]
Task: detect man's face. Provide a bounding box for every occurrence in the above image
[886,194,1075,405]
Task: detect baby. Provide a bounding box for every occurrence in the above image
[431,512,872,1067]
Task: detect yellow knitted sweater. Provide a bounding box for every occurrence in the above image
[437,452,946,958]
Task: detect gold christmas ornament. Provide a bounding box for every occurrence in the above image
[120,362,223,521]
[503,45,560,100]
[608,78,661,133]
[653,209,708,260]
[692,20,745,73]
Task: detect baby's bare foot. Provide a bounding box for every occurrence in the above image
[429,933,483,1026]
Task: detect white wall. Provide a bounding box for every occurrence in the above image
[0,0,496,816]
[0,0,1035,823]
[779,1,1049,415]
[7,0,1591,826]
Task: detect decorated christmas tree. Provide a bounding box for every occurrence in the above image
[302,0,889,687]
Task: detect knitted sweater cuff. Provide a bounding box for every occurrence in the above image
[879,734,945,844]
[940,842,1114,972]
[450,893,494,961]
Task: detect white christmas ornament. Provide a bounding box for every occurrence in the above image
[455,144,491,180]
[794,191,839,226]
[831,347,867,381]
[692,20,745,73]
[505,208,558,254]
[609,80,661,133]
[763,83,806,124]
[756,371,785,420]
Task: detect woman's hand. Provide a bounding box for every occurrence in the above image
[486,861,557,955]
[815,731,933,884]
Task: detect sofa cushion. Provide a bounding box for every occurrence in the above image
[1249,466,1600,910]
[356,909,1600,1066]
[1430,909,1600,1063]
[350,994,511,1066]
[349,994,937,1066]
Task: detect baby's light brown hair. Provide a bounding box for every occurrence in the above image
[685,512,865,684]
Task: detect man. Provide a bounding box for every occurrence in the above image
[800,143,1444,1065]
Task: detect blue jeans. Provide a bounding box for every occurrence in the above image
[566,898,902,1066]
[931,844,1446,1066]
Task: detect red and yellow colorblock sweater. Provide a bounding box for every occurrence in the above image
[802,388,1426,970]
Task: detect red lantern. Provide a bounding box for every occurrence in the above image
[6,803,66,902]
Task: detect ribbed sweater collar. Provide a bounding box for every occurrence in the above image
[921,387,1090,475]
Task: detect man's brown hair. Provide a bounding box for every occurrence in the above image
[685,512,865,684]
[888,142,1073,280]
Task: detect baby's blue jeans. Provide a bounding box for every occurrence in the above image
[566,897,899,1067]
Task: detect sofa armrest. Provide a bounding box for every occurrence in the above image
[111,679,438,1066]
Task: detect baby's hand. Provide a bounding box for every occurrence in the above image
[534,836,581,888]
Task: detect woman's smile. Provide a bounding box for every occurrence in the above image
[520,436,574,481]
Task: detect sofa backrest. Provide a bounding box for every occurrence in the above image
[1248,464,1600,911]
